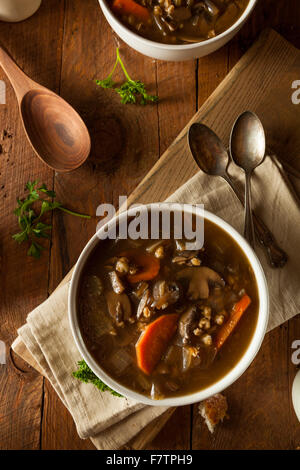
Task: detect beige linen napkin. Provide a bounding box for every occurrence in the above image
[12,155,300,450]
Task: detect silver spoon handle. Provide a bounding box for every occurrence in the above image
[224,175,288,268]
[244,172,255,248]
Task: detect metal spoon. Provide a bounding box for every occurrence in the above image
[0,46,91,172]
[229,111,265,248]
[188,122,288,268]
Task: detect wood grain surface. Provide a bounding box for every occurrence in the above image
[0,0,299,450]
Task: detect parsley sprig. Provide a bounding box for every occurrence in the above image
[73,360,123,397]
[96,47,158,105]
[13,181,91,259]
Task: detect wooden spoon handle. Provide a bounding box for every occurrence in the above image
[0,46,34,102]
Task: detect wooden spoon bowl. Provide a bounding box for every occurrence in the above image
[0,46,90,172]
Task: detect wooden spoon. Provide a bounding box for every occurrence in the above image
[0,46,91,172]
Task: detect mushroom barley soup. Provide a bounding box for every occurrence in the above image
[108,0,249,45]
[77,218,259,399]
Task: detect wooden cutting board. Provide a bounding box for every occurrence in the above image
[12,28,300,449]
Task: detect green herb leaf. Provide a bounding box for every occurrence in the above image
[116,80,158,105]
[32,222,52,238]
[25,180,38,192]
[28,241,44,259]
[96,47,158,105]
[95,77,115,89]
[12,181,91,259]
[73,360,123,397]
[12,230,28,244]
[38,183,56,198]
[40,200,61,217]
[25,181,39,200]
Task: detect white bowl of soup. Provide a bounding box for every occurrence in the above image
[69,204,269,406]
[98,0,257,61]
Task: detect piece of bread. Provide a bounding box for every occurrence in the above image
[198,393,228,433]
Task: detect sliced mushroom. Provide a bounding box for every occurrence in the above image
[152,280,181,309]
[108,270,125,294]
[177,267,224,300]
[179,305,200,344]
[105,291,132,325]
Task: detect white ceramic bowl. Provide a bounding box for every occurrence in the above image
[69,203,269,406]
[98,0,257,61]
[0,0,41,22]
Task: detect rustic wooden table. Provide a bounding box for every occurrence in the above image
[0,0,299,450]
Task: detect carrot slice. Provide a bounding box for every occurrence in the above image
[136,314,179,375]
[112,0,150,23]
[122,250,160,283]
[215,294,251,351]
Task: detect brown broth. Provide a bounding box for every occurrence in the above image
[77,218,259,399]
